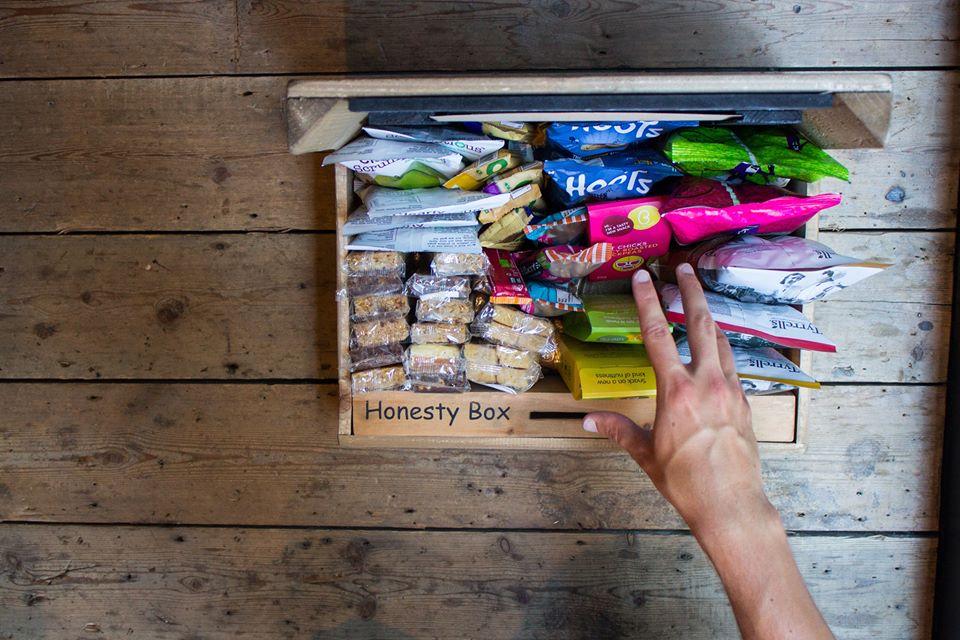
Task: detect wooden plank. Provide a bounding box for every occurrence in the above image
[0,77,335,232]
[0,0,237,77]
[0,383,942,531]
[0,235,337,379]
[818,71,959,230]
[0,524,935,639]
[239,1,959,73]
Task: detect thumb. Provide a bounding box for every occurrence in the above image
[584,412,653,465]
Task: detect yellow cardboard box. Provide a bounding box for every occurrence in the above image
[557,335,658,400]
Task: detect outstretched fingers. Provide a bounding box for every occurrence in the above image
[632,269,682,379]
[675,263,720,370]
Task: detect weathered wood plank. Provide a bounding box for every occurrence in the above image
[0,0,237,77]
[818,71,959,230]
[0,235,337,379]
[0,77,334,232]
[238,0,959,74]
[0,383,942,531]
[0,525,935,639]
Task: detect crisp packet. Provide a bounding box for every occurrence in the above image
[523,207,588,245]
[430,252,490,277]
[322,136,463,188]
[479,208,535,250]
[543,150,682,206]
[692,235,891,305]
[519,281,584,317]
[478,184,541,224]
[444,150,521,190]
[362,125,504,161]
[675,337,820,391]
[348,227,482,254]
[546,121,697,158]
[482,162,543,196]
[483,248,531,305]
[404,274,472,300]
[514,244,611,283]
[660,177,842,244]
[351,365,408,394]
[662,127,849,184]
[344,207,478,235]
[561,294,646,343]
[659,283,836,352]
[359,185,511,217]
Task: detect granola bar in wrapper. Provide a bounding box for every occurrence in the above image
[479,208,534,250]
[478,184,541,224]
[410,322,471,345]
[430,252,490,277]
[404,274,472,300]
[351,365,408,394]
[349,343,405,373]
[444,149,522,191]
[416,298,475,324]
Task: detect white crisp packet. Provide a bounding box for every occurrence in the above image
[659,283,836,352]
[321,136,463,178]
[676,337,820,390]
[343,206,479,235]
[347,227,482,254]
[363,125,504,161]
[697,235,890,305]
[360,186,513,218]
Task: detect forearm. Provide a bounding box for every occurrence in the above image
[692,502,834,640]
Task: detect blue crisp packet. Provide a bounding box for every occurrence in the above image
[547,121,698,158]
[543,151,682,206]
[520,280,584,316]
[523,206,588,245]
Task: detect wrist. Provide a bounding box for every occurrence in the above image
[686,493,782,547]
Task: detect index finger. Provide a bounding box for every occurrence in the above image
[632,268,682,378]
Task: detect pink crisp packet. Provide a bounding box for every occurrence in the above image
[586,196,672,281]
[660,177,841,245]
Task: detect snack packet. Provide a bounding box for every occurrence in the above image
[344,207,479,235]
[546,121,697,157]
[478,184,541,224]
[472,302,556,354]
[351,365,408,394]
[362,125,504,161]
[444,149,521,190]
[410,322,471,345]
[585,196,672,279]
[343,250,405,277]
[514,244,611,283]
[561,294,646,343]
[660,177,842,244]
[483,248,531,305]
[482,121,538,142]
[349,343,405,373]
[662,127,849,184]
[322,136,463,188]
[479,208,534,250]
[691,235,891,305]
[482,162,544,197]
[350,293,409,320]
[350,317,410,349]
[359,185,511,217]
[404,274,472,300]
[519,281,584,317]
[675,337,820,391]
[465,358,542,394]
[416,298,475,324]
[348,226,481,254]
[430,252,490,277]
[659,283,836,352]
[523,207,588,245]
[543,150,682,206]
[556,336,656,400]
[403,344,470,393]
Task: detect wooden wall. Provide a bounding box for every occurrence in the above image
[0,2,957,638]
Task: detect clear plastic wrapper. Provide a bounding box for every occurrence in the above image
[408,371,471,393]
[351,365,409,394]
[351,293,409,320]
[345,273,404,297]
[431,252,490,277]
[350,317,410,349]
[344,250,405,277]
[410,321,470,345]
[475,303,555,336]
[404,274,472,300]
[465,360,542,394]
[349,343,404,373]
[464,342,538,370]
[416,298,475,324]
[404,345,470,392]
[471,321,554,354]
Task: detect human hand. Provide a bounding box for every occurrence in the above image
[583,263,776,535]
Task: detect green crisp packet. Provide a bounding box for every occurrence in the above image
[663,128,849,184]
[371,162,449,189]
[562,294,652,343]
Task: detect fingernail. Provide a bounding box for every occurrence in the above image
[582,418,598,433]
[677,262,694,276]
[632,269,650,284]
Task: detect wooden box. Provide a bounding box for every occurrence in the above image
[287,72,893,451]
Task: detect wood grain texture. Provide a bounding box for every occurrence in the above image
[0,77,334,232]
[0,0,237,77]
[0,383,942,531]
[818,72,959,231]
[0,231,948,381]
[0,525,935,639]
[238,0,959,74]
[0,235,336,379]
